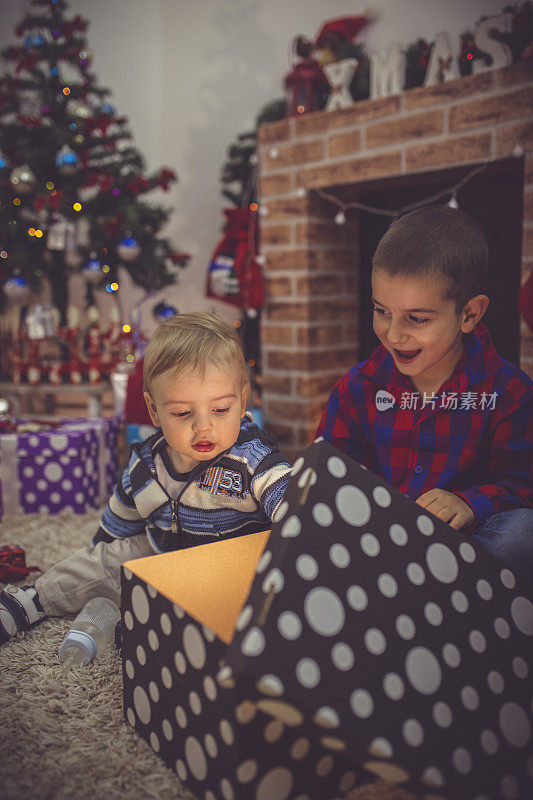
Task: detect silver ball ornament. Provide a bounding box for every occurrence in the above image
[117,236,141,262]
[67,99,92,119]
[10,164,36,194]
[55,145,79,175]
[84,255,103,284]
[3,275,31,303]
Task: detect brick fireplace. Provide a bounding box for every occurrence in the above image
[257,63,533,458]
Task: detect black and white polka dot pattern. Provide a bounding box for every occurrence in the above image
[122,556,376,800]
[223,440,533,800]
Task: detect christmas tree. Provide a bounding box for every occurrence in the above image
[0,0,189,326]
[220,99,285,208]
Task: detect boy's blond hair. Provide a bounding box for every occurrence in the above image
[143,312,250,399]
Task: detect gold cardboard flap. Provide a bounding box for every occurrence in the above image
[123,530,270,644]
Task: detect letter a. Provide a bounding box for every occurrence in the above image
[424,32,460,86]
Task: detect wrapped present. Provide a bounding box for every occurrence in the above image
[0,416,120,518]
[121,531,373,800]
[122,438,533,800]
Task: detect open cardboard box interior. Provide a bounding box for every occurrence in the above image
[123,530,270,644]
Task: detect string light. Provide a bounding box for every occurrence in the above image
[13,198,21,206]
[73,202,82,211]
[126,354,135,363]
[35,229,43,238]
[0,251,7,259]
[297,105,305,114]
[122,323,131,333]
[234,319,241,328]
[447,192,459,210]
[102,264,110,273]
[311,153,532,225]
[63,87,70,96]
[249,202,258,212]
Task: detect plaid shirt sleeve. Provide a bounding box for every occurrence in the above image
[454,373,533,524]
[315,373,369,464]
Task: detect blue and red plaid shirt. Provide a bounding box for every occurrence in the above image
[316,323,533,530]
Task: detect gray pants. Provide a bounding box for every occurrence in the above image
[35,535,154,616]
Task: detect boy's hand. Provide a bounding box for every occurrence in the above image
[415,489,475,530]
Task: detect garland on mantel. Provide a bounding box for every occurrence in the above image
[220,1,532,210]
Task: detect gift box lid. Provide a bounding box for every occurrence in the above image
[123,530,270,645]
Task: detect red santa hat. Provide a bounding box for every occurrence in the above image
[314,15,370,48]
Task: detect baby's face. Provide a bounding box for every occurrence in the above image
[144,363,246,473]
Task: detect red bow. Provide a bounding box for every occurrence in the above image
[168,251,191,265]
[157,168,177,191]
[33,190,63,212]
[0,545,41,582]
[127,176,151,195]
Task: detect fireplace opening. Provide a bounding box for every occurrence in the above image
[352,158,524,366]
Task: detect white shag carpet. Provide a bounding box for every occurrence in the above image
[0,509,419,800]
[0,508,197,800]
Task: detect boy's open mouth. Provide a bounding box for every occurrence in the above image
[193,441,216,453]
[394,348,422,363]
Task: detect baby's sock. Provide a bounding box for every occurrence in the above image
[0,584,46,644]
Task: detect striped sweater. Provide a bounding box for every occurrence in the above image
[92,415,291,553]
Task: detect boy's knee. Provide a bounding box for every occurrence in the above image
[478,509,533,537]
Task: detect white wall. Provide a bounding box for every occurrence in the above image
[0,0,508,332]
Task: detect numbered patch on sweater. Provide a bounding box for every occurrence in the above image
[198,466,244,498]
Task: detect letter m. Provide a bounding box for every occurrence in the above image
[370,46,405,99]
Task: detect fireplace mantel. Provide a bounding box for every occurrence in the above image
[258,63,533,456]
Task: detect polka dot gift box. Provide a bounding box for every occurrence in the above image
[0,417,120,517]
[221,438,533,800]
[121,531,376,800]
[121,437,533,800]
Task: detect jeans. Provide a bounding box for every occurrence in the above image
[470,509,533,581]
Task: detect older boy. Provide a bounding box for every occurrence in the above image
[317,205,533,575]
[0,313,291,643]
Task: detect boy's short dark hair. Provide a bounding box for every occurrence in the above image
[372,205,489,311]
